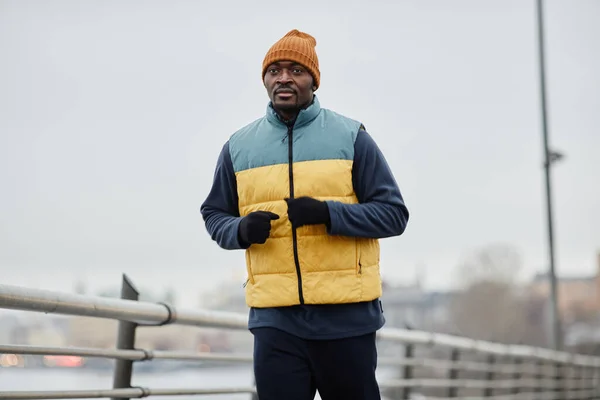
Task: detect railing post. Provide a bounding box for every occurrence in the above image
[585,365,594,399]
[534,360,544,394]
[575,364,585,400]
[483,354,495,397]
[577,365,585,400]
[511,357,522,395]
[591,365,600,400]
[401,342,414,400]
[554,360,563,398]
[111,274,140,400]
[592,367,597,399]
[447,348,459,398]
[581,366,590,400]
[567,363,575,399]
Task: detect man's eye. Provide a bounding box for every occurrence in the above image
[293,69,303,73]
[269,69,279,74]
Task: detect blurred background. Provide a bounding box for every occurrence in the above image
[0,0,598,397]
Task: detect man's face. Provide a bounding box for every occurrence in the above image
[264,61,314,118]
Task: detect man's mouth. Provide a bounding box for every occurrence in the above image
[275,89,296,99]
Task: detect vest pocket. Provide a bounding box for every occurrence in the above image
[356,239,362,275]
[245,250,255,284]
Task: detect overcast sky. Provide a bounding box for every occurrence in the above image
[1,0,598,308]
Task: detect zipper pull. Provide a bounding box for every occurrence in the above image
[242,279,249,288]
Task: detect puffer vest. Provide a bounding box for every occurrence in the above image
[228,97,382,308]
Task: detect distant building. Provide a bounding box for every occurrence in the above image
[526,251,600,349]
[528,251,600,323]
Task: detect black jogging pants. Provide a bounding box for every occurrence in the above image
[252,327,381,400]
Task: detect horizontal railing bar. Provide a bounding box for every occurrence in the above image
[0,388,143,400]
[2,345,594,388]
[377,377,597,389]
[381,356,598,380]
[151,350,253,363]
[0,344,253,363]
[5,343,597,385]
[378,356,559,376]
[0,387,256,400]
[2,383,595,400]
[0,344,145,361]
[149,387,255,396]
[5,343,595,379]
[378,329,600,367]
[0,284,247,330]
[424,388,597,400]
[2,283,600,367]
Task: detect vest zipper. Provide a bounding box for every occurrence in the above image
[287,124,305,305]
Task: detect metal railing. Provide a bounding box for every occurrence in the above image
[1,275,600,400]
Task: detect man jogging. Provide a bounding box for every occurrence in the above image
[201,29,409,400]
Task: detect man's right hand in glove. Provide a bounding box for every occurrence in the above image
[238,211,280,245]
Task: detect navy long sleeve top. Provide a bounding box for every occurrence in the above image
[201,128,409,339]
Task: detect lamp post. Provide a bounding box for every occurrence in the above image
[535,0,563,351]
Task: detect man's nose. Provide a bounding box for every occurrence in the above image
[277,70,292,84]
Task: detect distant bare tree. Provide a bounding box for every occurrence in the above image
[448,244,546,346]
[455,243,523,287]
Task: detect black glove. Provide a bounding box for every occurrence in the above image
[238,211,279,245]
[285,197,330,228]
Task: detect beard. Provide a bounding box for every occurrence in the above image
[273,100,300,112]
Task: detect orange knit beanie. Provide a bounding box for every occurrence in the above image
[262,29,320,89]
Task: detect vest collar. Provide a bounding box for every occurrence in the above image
[266,95,321,129]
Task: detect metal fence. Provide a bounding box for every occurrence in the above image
[1,275,600,400]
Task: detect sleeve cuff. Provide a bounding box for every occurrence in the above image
[324,200,342,235]
[232,217,251,249]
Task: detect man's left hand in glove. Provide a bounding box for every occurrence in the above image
[284,196,330,228]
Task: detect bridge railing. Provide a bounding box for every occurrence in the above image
[1,275,599,400]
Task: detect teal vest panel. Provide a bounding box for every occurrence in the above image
[229,97,362,173]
